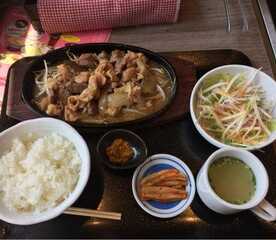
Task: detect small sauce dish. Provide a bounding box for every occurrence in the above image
[97,129,148,170]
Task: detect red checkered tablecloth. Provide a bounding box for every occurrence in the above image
[0,6,111,109]
[38,0,181,33]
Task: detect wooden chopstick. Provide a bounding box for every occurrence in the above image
[64,207,122,221]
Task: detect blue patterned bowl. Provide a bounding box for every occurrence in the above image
[132,154,195,218]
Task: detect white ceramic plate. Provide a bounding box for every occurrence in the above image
[132,154,195,218]
[190,64,276,150]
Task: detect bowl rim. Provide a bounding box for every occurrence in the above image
[0,117,90,225]
[190,64,276,151]
[132,153,196,218]
[96,128,148,170]
[21,42,177,129]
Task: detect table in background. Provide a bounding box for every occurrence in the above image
[111,0,275,77]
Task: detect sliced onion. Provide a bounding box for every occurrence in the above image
[123,108,145,115]
[156,84,166,101]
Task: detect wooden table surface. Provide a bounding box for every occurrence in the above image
[111,0,274,77]
[258,0,276,76]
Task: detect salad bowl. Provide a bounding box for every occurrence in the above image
[190,65,276,150]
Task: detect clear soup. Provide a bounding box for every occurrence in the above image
[208,157,256,205]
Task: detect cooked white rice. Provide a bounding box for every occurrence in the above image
[0,133,81,213]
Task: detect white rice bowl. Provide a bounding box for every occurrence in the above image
[0,133,81,213]
[0,118,90,225]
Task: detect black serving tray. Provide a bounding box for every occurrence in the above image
[1,49,276,239]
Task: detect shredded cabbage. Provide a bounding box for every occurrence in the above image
[196,70,275,147]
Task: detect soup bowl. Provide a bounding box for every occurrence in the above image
[21,43,177,129]
[197,147,276,221]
